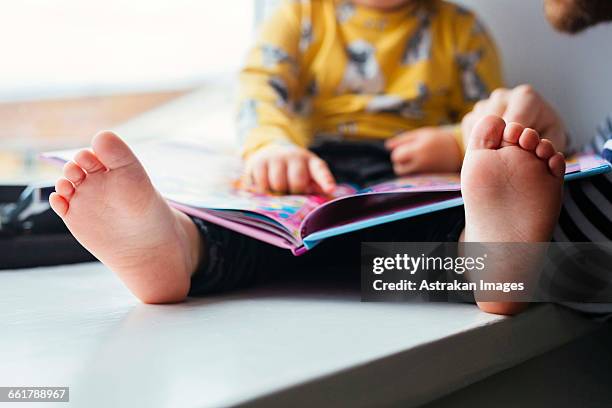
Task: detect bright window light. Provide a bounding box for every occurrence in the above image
[0,0,255,101]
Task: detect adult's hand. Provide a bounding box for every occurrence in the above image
[462,85,567,152]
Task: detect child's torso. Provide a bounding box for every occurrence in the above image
[293,0,462,139]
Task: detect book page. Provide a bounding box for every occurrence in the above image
[359,153,609,194]
[359,174,460,194]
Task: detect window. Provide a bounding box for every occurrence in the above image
[0,0,255,185]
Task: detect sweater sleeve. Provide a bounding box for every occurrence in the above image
[238,1,307,158]
[449,7,504,151]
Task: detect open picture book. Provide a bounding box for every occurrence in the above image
[44,140,612,255]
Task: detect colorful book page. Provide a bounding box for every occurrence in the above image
[359,174,461,194]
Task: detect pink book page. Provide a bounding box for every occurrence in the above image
[360,174,460,194]
[357,153,607,195]
[565,153,608,173]
[169,202,299,251]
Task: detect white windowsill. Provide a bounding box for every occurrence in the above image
[0,262,595,407]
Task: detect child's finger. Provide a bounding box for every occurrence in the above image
[390,143,417,164]
[477,88,509,116]
[393,160,417,176]
[287,159,309,194]
[251,160,270,192]
[308,157,336,194]
[305,181,326,195]
[268,159,289,192]
[385,132,415,150]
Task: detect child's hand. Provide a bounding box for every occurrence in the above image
[245,144,336,194]
[385,127,463,175]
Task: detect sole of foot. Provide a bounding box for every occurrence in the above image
[461,115,566,315]
[49,131,203,304]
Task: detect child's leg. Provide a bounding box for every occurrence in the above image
[188,218,295,295]
[49,131,204,304]
[460,116,566,315]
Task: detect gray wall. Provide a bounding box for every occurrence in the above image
[455,0,612,144]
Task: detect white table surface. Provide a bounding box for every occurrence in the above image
[0,262,596,408]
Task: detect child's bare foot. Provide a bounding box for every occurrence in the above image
[461,116,565,314]
[49,131,203,304]
[462,115,565,242]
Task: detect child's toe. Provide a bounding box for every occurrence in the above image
[63,161,86,185]
[468,115,506,151]
[502,122,524,147]
[535,139,556,160]
[91,131,139,171]
[518,128,540,152]
[55,178,75,199]
[548,152,566,178]
[49,192,69,217]
[74,149,107,174]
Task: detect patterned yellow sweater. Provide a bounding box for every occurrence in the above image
[238,0,503,157]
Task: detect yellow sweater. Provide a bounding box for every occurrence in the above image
[238,0,503,157]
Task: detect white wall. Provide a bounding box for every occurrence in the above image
[455,0,612,144]
[0,0,254,102]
